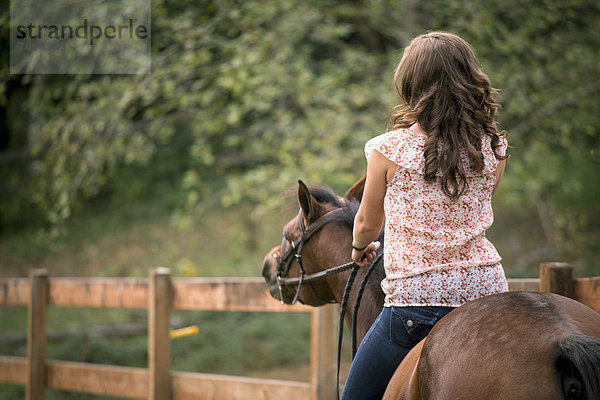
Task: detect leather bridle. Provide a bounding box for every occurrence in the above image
[273,209,357,305]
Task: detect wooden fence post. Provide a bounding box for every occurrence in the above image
[26,269,48,400]
[148,268,172,400]
[310,304,338,400]
[540,262,574,298]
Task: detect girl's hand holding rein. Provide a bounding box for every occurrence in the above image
[352,241,381,267]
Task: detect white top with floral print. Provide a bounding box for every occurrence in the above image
[365,128,509,307]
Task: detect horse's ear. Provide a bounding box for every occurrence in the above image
[344,174,366,202]
[298,180,323,223]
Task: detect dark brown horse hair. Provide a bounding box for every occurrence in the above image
[557,335,600,400]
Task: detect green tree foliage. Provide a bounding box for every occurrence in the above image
[1,0,598,267]
[1,0,401,229]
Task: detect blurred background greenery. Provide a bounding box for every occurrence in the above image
[1,0,599,277]
[0,0,599,398]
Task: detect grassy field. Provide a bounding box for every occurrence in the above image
[0,196,292,279]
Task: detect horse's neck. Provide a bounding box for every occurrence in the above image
[336,267,385,344]
[327,229,385,341]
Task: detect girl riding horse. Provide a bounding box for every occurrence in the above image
[345,31,509,400]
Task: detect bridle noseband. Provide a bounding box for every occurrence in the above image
[274,209,357,305]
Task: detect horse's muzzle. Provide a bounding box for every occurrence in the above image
[262,248,281,300]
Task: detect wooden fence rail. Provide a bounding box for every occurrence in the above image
[1,262,600,399]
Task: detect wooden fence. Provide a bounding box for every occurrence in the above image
[0,268,338,400]
[0,262,599,400]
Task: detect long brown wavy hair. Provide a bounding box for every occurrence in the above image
[389,31,507,199]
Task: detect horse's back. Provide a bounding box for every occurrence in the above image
[416,292,600,400]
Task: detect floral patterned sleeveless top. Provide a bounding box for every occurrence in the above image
[365,127,509,307]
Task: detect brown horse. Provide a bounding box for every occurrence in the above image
[261,178,600,400]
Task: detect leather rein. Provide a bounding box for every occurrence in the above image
[274,208,358,305]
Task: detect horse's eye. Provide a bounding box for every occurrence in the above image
[283,229,295,243]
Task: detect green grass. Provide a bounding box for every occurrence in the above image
[170,311,312,376]
[0,196,292,279]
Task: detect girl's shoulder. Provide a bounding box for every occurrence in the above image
[365,128,426,172]
[478,134,508,175]
[365,129,508,175]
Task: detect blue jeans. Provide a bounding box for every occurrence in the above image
[341,306,455,400]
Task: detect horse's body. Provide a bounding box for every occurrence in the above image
[261,178,600,400]
[384,291,600,400]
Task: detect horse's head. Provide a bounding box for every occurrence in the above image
[261,177,365,306]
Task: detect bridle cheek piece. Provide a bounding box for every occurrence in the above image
[275,209,357,305]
